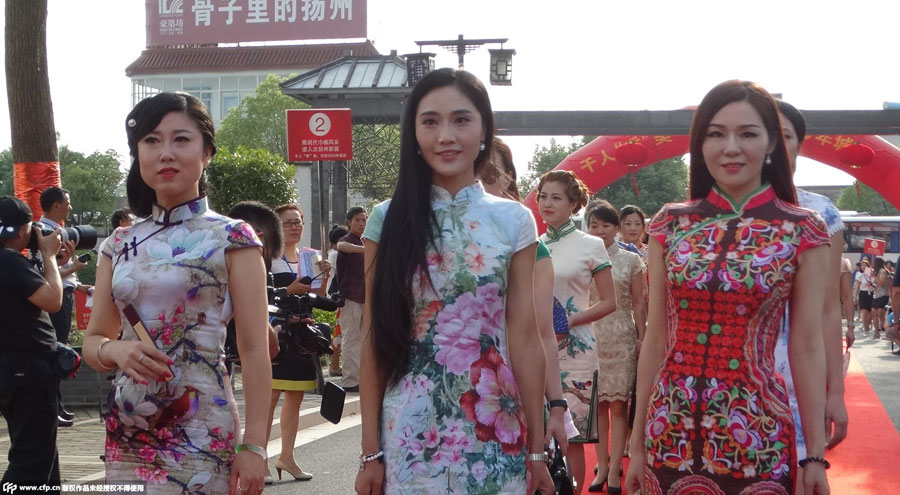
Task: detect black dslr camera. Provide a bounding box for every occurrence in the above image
[28,221,98,252]
[268,286,341,357]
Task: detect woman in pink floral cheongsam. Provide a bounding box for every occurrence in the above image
[625,81,831,495]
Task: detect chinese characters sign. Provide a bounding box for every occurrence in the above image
[148,0,366,47]
[863,238,885,256]
[286,109,353,161]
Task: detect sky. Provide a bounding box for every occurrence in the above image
[3,0,900,188]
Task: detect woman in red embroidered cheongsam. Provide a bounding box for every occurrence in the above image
[624,81,831,495]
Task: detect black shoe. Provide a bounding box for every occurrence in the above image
[607,485,622,495]
[57,416,74,427]
[59,409,75,421]
[343,385,359,393]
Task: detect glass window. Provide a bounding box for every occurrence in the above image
[222,76,239,90]
[146,78,164,91]
[222,91,240,119]
[163,78,181,91]
[183,78,202,91]
[240,76,257,90]
[201,77,219,90]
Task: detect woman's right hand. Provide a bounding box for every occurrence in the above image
[624,446,645,495]
[105,340,172,385]
[286,278,312,295]
[354,460,384,495]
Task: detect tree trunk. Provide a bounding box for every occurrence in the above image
[5,0,59,216]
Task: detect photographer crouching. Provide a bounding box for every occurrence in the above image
[0,197,63,488]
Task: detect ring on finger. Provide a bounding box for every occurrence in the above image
[138,354,146,365]
[238,486,249,492]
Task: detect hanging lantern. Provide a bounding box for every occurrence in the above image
[837,143,875,169]
[405,52,435,87]
[615,142,650,197]
[489,48,516,86]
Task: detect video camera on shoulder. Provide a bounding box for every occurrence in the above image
[267,281,341,357]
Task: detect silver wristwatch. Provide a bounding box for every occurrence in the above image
[527,452,549,464]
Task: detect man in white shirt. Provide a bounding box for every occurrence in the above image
[38,187,92,426]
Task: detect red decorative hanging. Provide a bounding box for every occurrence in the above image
[855,180,862,198]
[615,142,650,167]
[630,174,640,197]
[837,144,875,169]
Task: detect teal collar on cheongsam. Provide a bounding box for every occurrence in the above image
[544,219,577,243]
[151,196,208,226]
[431,181,484,210]
[708,183,775,214]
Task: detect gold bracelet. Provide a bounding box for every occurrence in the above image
[96,338,116,372]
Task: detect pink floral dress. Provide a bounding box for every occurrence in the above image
[363,182,538,494]
[642,185,828,495]
[100,197,260,494]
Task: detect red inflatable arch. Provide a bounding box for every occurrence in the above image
[523,133,900,234]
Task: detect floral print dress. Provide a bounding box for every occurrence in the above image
[363,182,537,495]
[642,185,829,495]
[540,220,611,442]
[774,188,843,461]
[100,197,261,494]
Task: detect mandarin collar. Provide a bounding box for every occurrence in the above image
[544,219,577,242]
[707,184,775,213]
[151,196,208,226]
[431,181,484,210]
[607,241,621,255]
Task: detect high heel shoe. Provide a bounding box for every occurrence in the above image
[588,466,608,493]
[274,458,313,481]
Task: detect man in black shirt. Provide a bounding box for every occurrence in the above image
[0,196,64,488]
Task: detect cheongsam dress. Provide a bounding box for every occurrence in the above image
[101,197,261,494]
[774,188,843,460]
[363,182,538,495]
[642,185,829,495]
[592,241,644,402]
[540,220,612,442]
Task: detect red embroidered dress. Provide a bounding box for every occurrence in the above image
[642,185,829,495]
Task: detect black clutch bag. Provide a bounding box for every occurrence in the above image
[320,381,345,424]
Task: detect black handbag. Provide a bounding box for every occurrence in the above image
[548,442,573,495]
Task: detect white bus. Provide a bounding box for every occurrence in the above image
[841,215,900,264]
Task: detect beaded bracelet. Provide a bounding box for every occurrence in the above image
[798,456,830,469]
[358,451,384,472]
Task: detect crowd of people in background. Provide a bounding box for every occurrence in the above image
[7,67,900,495]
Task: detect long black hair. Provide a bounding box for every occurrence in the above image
[371,68,494,385]
[125,92,216,217]
[688,80,796,203]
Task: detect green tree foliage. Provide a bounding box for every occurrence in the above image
[836,182,899,215]
[518,137,591,197]
[206,146,296,214]
[0,149,12,197]
[520,138,688,217]
[348,124,401,203]
[59,146,125,226]
[592,157,688,218]
[216,74,307,158]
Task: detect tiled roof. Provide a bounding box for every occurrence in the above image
[125,41,379,77]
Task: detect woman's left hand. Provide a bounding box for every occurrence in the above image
[229,450,267,495]
[801,464,830,495]
[526,460,554,495]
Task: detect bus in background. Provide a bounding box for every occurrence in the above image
[841,213,900,264]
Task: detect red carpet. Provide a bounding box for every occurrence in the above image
[581,353,900,493]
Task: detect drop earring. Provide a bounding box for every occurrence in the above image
[765,154,772,165]
[416,149,421,155]
[479,142,486,152]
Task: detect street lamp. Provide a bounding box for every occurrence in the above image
[405,52,435,87]
[489,48,516,86]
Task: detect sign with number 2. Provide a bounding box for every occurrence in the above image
[286,109,353,162]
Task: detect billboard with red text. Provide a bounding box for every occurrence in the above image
[148,0,367,47]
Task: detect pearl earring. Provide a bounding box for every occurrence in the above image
[479,142,486,152]
[765,154,772,165]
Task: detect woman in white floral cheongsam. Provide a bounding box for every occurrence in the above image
[83,93,272,495]
[354,69,553,495]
